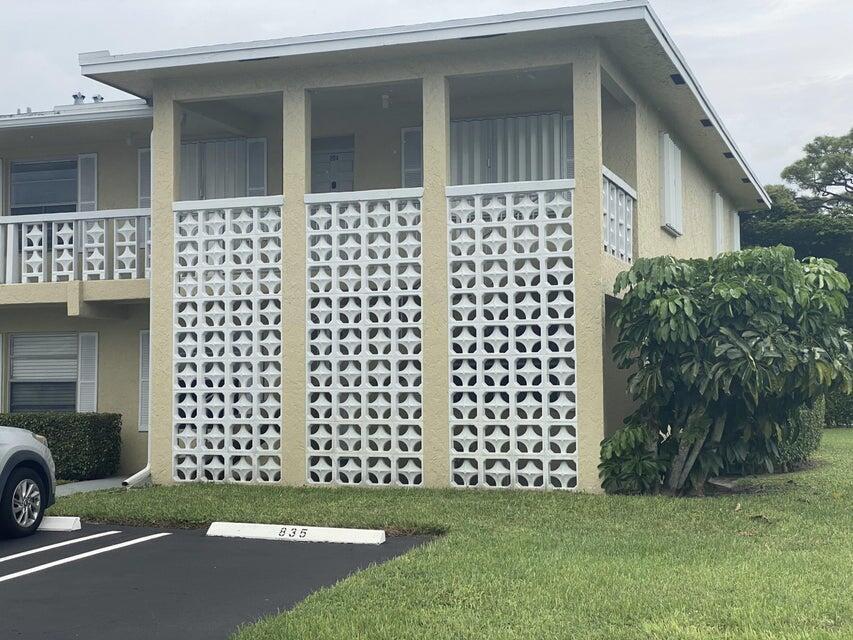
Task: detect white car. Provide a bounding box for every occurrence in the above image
[0,426,56,538]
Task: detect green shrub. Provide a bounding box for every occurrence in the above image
[826,389,853,427]
[777,395,825,470]
[599,424,670,494]
[0,412,121,481]
[604,247,852,495]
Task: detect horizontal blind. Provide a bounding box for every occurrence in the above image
[10,334,78,381]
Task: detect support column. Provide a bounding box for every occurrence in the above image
[280,86,310,485]
[149,90,181,484]
[572,44,607,492]
[420,74,451,487]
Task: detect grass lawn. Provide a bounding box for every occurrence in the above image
[52,430,853,640]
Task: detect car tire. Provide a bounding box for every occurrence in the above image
[0,467,46,538]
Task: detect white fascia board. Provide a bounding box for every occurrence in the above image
[641,6,770,208]
[78,1,648,74]
[0,100,151,130]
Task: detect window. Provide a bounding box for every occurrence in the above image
[144,137,266,202]
[9,155,97,215]
[8,333,97,413]
[10,160,77,215]
[660,132,683,236]
[400,113,574,188]
[138,331,150,432]
[713,192,726,255]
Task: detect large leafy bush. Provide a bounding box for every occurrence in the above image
[0,412,122,480]
[600,247,852,495]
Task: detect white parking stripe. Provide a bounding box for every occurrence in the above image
[0,533,171,584]
[0,531,121,564]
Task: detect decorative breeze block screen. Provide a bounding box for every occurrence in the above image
[306,195,424,486]
[447,186,578,489]
[173,203,283,482]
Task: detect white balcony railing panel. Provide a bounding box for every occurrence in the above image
[0,208,152,284]
[602,167,636,263]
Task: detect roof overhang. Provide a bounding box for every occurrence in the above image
[77,0,769,209]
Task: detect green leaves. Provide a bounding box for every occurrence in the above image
[602,247,853,495]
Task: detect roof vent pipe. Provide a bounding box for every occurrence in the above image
[72,92,85,105]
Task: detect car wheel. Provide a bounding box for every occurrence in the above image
[0,467,46,538]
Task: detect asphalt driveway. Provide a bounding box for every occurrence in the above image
[0,523,426,639]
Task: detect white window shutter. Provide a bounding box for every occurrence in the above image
[138,148,151,208]
[138,331,150,431]
[246,138,267,197]
[77,332,98,412]
[731,211,742,251]
[660,133,683,236]
[401,127,423,188]
[77,153,98,212]
[713,192,726,255]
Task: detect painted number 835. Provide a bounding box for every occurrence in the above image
[279,526,308,539]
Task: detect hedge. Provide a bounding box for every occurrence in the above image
[775,395,825,471]
[826,390,853,428]
[0,412,122,481]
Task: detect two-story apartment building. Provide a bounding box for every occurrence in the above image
[0,1,769,490]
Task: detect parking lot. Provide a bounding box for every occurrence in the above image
[0,523,426,639]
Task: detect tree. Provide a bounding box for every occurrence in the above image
[742,129,853,325]
[602,248,852,496]
[781,127,852,216]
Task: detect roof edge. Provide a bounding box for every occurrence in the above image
[79,1,648,73]
[0,99,151,130]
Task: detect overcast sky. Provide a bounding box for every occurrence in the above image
[1,0,850,184]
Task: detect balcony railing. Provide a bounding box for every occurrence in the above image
[0,209,151,284]
[602,167,636,263]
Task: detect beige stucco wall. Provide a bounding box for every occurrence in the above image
[0,121,151,214]
[0,303,149,474]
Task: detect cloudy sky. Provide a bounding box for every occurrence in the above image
[1,0,850,184]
